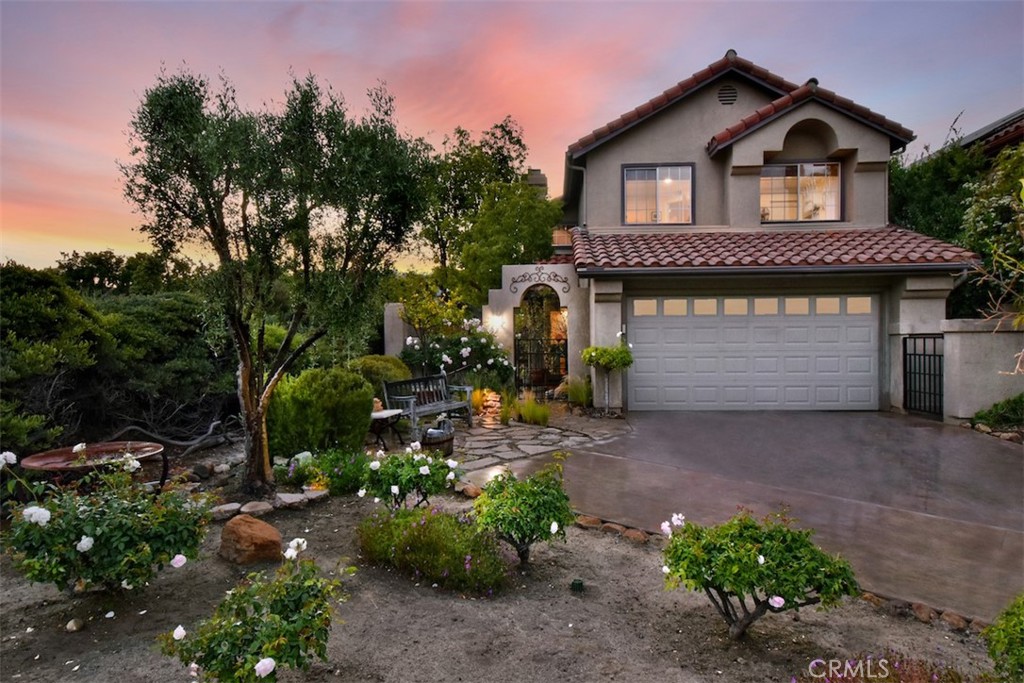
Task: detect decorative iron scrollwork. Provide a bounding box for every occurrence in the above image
[509,266,571,294]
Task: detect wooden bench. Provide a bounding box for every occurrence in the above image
[382,374,473,440]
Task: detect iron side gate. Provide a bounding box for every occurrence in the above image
[903,335,943,417]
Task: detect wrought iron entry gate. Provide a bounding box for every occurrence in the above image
[903,335,943,417]
[514,337,568,394]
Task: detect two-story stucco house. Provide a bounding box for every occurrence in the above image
[483,50,977,412]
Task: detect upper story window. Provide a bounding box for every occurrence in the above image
[760,162,840,222]
[623,164,693,225]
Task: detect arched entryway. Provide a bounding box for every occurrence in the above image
[513,284,568,395]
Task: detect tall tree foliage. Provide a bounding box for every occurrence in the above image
[456,182,562,306]
[419,116,528,290]
[121,71,428,492]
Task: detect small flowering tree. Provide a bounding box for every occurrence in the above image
[3,460,211,592]
[399,294,512,385]
[359,443,462,510]
[160,538,346,682]
[661,509,858,640]
[473,457,576,568]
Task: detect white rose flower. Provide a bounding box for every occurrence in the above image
[173,625,186,640]
[419,465,430,475]
[369,460,381,471]
[288,538,307,552]
[76,535,94,552]
[446,459,458,469]
[550,521,559,534]
[445,471,455,481]
[22,505,51,527]
[390,485,400,495]
[1,451,17,467]
[283,547,298,560]
[72,442,87,454]
[254,658,276,678]
[357,488,367,498]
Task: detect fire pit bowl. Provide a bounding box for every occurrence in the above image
[21,441,164,472]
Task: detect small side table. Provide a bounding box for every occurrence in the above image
[369,409,405,449]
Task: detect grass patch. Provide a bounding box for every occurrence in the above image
[973,392,1024,429]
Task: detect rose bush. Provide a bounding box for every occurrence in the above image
[160,538,347,682]
[360,443,462,510]
[662,508,858,640]
[3,464,211,592]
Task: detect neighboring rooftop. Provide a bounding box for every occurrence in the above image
[957,108,1024,156]
[571,226,977,275]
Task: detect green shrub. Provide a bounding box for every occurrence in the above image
[4,468,211,592]
[267,366,373,458]
[662,508,858,640]
[348,355,412,395]
[315,448,369,496]
[357,508,508,593]
[272,456,319,489]
[565,375,592,407]
[984,592,1024,682]
[360,445,462,510]
[160,539,346,682]
[474,458,576,567]
[973,392,1024,429]
[516,395,550,426]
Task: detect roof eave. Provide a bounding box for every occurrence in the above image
[575,262,977,278]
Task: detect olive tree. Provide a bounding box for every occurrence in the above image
[121,71,429,493]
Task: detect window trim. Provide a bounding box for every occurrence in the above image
[759,160,842,224]
[621,162,695,226]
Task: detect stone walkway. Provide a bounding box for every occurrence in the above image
[452,411,632,473]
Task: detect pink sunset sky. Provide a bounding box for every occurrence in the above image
[2,0,1022,269]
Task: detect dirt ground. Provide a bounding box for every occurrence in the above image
[0,469,995,683]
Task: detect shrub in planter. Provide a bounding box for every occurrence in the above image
[984,592,1024,682]
[473,458,576,567]
[4,468,211,592]
[357,507,508,593]
[267,366,373,458]
[160,538,346,682]
[662,508,858,640]
[360,444,462,510]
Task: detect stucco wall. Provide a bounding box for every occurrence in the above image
[942,319,1024,419]
[578,86,894,231]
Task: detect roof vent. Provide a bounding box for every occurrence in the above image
[717,84,738,105]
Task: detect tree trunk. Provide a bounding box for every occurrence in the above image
[727,601,768,640]
[516,542,531,567]
[241,404,274,496]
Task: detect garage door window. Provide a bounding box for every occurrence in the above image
[664,299,688,316]
[723,298,748,315]
[693,299,718,315]
[633,299,658,316]
[785,297,810,315]
[847,297,872,314]
[816,297,841,314]
[754,298,779,315]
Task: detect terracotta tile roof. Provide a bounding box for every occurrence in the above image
[571,227,977,274]
[537,252,575,266]
[567,49,799,158]
[706,80,915,156]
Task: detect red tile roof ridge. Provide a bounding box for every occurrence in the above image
[567,50,801,156]
[707,81,914,156]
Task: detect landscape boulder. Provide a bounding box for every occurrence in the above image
[219,514,282,564]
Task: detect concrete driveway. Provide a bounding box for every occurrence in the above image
[544,411,1023,622]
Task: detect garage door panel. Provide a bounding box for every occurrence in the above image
[627,295,878,410]
[816,356,841,373]
[815,326,841,344]
[723,326,750,344]
[722,357,749,374]
[693,357,718,374]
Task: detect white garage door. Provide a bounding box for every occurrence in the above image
[627,295,879,410]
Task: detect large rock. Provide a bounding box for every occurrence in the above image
[219,514,282,564]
